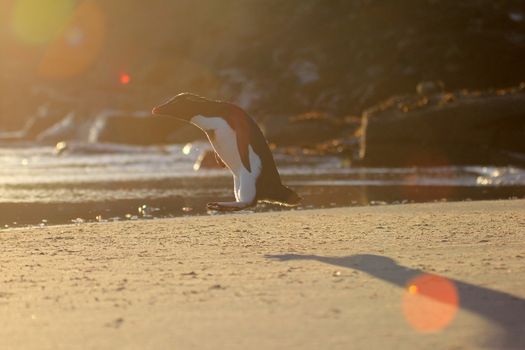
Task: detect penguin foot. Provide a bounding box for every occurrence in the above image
[207,201,253,212]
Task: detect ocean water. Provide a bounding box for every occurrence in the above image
[0,143,524,226]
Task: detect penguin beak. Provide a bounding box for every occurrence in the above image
[152,104,167,116]
[152,101,173,116]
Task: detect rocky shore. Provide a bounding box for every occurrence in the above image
[2,84,523,168]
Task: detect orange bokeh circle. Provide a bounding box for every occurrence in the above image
[38,0,106,80]
[402,273,459,332]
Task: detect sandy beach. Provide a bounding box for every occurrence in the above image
[1,199,524,350]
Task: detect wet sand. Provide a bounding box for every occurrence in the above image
[1,199,524,349]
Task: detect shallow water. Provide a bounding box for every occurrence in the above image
[0,143,524,226]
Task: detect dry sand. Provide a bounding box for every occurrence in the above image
[1,199,524,350]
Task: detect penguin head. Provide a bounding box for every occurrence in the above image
[152,93,209,121]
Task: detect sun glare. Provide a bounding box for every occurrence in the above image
[12,0,75,45]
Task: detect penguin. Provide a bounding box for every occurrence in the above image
[152,93,301,212]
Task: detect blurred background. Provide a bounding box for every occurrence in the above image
[0,0,524,225]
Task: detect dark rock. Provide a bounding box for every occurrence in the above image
[262,112,356,147]
[359,87,525,166]
[166,124,206,144]
[23,115,64,140]
[89,112,205,145]
[35,112,79,144]
[0,106,71,144]
[416,81,445,96]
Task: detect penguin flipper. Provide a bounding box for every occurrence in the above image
[214,152,226,168]
[225,106,251,172]
[236,129,251,172]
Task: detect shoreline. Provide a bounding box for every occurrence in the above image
[1,199,524,349]
[1,186,524,228]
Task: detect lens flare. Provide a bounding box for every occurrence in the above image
[38,1,106,80]
[402,274,459,333]
[11,0,75,45]
[408,284,418,294]
[120,73,131,85]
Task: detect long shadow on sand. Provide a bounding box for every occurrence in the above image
[266,254,525,349]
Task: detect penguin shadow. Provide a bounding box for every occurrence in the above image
[265,253,525,349]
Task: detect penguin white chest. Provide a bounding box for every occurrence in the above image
[190,115,243,172]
